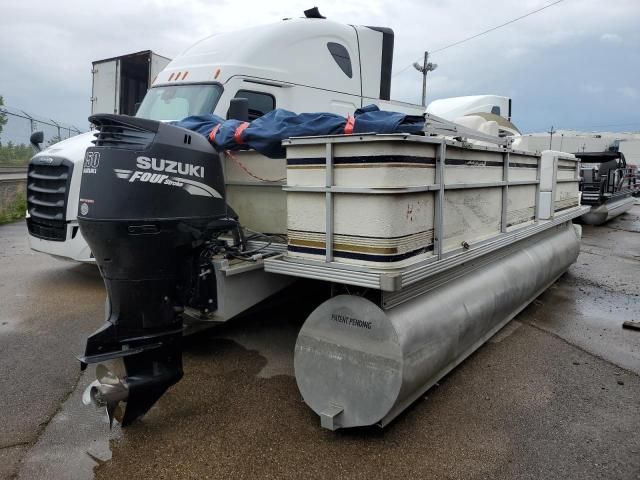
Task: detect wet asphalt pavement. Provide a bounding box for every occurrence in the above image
[0,221,105,479]
[1,207,640,479]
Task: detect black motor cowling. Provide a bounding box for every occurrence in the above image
[78,114,234,426]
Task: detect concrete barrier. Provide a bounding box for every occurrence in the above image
[0,166,28,176]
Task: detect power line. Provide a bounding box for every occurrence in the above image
[431,0,566,54]
[392,0,567,78]
[527,121,640,132]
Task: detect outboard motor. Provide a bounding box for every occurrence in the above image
[78,114,237,426]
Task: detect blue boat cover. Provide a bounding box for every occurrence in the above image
[173,105,424,158]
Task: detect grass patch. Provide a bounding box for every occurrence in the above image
[0,192,26,224]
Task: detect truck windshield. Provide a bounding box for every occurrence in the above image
[135,84,223,121]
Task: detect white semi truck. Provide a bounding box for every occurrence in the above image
[27,15,415,261]
[26,14,514,262]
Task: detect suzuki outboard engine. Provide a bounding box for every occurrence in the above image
[78,114,236,426]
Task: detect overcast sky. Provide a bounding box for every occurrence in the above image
[1,0,638,137]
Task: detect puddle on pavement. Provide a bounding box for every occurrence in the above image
[16,368,122,480]
[92,324,640,480]
[215,319,299,378]
[0,315,20,333]
[14,281,318,479]
[523,275,640,374]
[605,206,640,233]
[199,281,324,379]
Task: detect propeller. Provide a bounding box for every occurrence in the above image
[82,362,129,428]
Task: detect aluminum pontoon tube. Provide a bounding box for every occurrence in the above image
[580,195,635,225]
[294,221,581,430]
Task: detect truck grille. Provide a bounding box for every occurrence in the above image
[26,158,73,241]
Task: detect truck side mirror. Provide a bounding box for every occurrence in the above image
[30,131,44,151]
[227,98,249,122]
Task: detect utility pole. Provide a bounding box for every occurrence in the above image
[547,125,555,149]
[413,51,438,107]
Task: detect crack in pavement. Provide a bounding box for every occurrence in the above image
[9,367,86,478]
[525,320,640,377]
[0,441,30,450]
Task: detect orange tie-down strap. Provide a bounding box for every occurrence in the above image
[344,115,355,134]
[233,122,250,144]
[208,124,221,142]
[208,122,249,145]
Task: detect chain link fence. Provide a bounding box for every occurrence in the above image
[0,105,84,166]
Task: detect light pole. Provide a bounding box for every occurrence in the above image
[413,51,438,107]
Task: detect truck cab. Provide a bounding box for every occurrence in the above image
[27,16,424,262]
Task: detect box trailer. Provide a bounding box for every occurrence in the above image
[90,50,171,116]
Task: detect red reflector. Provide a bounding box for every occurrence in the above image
[168,72,175,81]
[182,71,189,80]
